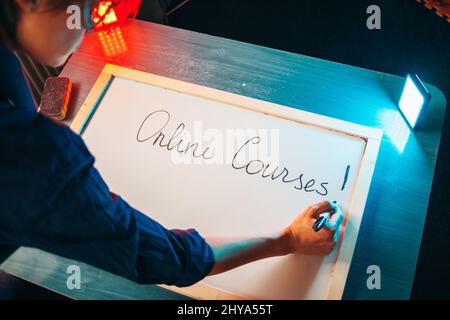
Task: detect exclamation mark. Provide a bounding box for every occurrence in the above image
[341,165,350,191]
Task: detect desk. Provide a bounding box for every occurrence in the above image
[1,20,446,299]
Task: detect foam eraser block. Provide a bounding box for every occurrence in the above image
[38,77,72,120]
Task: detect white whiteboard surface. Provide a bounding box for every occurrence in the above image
[72,65,382,300]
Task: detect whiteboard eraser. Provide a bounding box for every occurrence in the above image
[38,77,72,121]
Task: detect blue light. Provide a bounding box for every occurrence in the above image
[380,109,410,153]
[398,74,430,130]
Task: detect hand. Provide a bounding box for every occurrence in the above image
[282,201,343,256]
[207,201,344,276]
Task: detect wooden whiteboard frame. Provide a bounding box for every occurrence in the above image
[71,64,382,300]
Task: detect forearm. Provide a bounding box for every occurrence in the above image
[207,231,291,276]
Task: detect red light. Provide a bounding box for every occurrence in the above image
[98,26,128,57]
[92,1,118,27]
[91,0,142,31]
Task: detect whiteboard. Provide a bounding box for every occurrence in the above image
[72,65,382,300]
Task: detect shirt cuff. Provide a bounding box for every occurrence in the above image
[171,229,215,287]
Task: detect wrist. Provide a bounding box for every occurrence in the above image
[273,229,294,256]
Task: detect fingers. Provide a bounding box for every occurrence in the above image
[325,203,344,235]
[308,202,344,245]
[317,225,335,241]
[307,201,332,219]
[325,212,343,230]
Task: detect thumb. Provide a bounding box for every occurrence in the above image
[325,203,344,242]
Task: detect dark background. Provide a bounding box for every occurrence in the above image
[165,0,450,299]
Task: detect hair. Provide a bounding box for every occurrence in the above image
[0,0,85,48]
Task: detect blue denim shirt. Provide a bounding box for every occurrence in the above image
[0,43,214,287]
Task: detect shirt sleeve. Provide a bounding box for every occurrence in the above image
[19,119,215,287]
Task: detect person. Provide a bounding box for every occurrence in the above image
[0,0,342,293]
